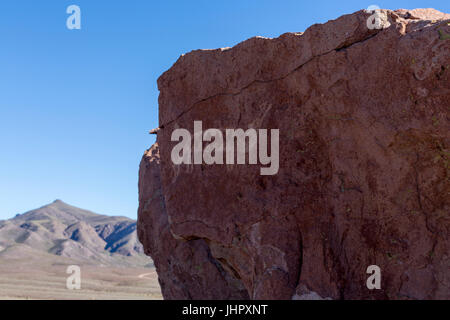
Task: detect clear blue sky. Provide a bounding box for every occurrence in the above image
[0,0,448,219]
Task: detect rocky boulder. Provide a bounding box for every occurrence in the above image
[138,9,450,299]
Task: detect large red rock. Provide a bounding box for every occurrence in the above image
[138,9,450,299]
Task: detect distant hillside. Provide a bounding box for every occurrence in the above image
[0,200,151,267]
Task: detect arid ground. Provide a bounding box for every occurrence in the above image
[0,254,162,300]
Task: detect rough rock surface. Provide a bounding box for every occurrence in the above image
[138,9,450,299]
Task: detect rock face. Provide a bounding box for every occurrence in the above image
[138,9,450,299]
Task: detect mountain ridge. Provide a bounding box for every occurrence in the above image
[0,200,151,267]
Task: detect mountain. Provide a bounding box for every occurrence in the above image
[0,200,151,267]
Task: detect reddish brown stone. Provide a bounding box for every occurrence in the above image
[137,144,249,299]
[138,9,450,299]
